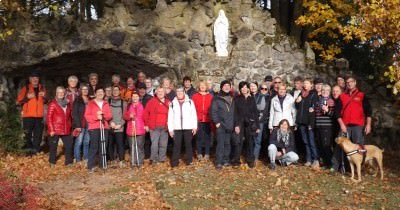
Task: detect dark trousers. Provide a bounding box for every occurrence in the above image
[88,129,109,169]
[315,127,334,167]
[231,124,255,165]
[215,127,232,165]
[196,122,212,156]
[23,117,44,154]
[171,130,193,167]
[48,135,73,165]
[346,125,365,145]
[108,131,125,161]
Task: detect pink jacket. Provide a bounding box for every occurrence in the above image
[123,102,145,136]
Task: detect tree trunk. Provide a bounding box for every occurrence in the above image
[279,0,289,33]
[80,0,86,21]
[271,0,279,22]
[290,0,303,46]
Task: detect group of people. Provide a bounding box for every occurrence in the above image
[17,70,372,173]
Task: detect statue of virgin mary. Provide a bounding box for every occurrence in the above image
[213,10,229,57]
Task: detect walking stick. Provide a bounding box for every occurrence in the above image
[100,116,107,173]
[132,120,140,167]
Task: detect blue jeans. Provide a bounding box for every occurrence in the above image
[299,125,318,162]
[196,122,211,156]
[254,123,264,160]
[74,128,90,162]
[268,144,299,165]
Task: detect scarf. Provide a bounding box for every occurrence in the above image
[56,98,68,108]
[277,129,290,147]
[301,89,310,98]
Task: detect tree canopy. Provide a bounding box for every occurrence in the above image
[296,0,400,94]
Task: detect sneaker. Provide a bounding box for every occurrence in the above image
[50,163,55,168]
[119,161,125,168]
[204,155,210,161]
[216,164,223,170]
[278,160,287,166]
[304,162,312,167]
[197,154,203,161]
[329,168,336,175]
[269,163,276,170]
[223,162,231,167]
[311,160,320,168]
[88,168,95,174]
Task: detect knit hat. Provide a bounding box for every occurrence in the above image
[220,80,231,89]
[264,75,273,82]
[137,82,146,89]
[30,70,41,77]
[314,78,324,84]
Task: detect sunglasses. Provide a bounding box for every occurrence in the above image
[261,88,268,90]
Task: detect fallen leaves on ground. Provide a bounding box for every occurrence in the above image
[0,152,399,209]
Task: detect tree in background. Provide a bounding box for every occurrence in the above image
[296,0,400,94]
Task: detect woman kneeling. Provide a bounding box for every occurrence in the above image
[268,119,299,170]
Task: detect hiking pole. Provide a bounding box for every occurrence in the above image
[100,115,107,173]
[132,120,140,167]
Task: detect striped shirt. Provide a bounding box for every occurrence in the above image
[314,97,335,127]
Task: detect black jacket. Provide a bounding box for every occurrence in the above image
[269,129,295,152]
[185,86,197,99]
[211,92,235,131]
[140,94,152,108]
[72,97,87,129]
[234,94,260,131]
[254,93,271,124]
[295,90,318,126]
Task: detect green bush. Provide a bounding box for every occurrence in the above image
[0,103,26,154]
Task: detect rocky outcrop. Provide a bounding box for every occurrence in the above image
[0,0,309,86]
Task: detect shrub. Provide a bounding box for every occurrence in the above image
[0,173,39,210]
[0,103,25,154]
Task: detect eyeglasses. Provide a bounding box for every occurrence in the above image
[261,88,268,91]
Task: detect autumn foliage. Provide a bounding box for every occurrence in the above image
[0,173,39,210]
[296,0,400,94]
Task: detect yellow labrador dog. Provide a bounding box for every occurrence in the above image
[335,137,384,183]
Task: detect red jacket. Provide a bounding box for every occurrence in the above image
[46,99,72,136]
[84,100,113,130]
[192,92,213,122]
[143,97,170,130]
[340,89,365,126]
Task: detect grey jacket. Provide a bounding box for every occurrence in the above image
[109,98,126,132]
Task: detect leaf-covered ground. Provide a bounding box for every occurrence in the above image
[1,151,399,209]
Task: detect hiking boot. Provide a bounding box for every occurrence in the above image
[269,163,276,170]
[304,162,312,167]
[248,162,255,168]
[197,154,203,161]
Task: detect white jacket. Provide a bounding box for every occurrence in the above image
[168,95,198,132]
[268,94,296,129]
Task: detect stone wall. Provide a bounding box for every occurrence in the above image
[0,0,310,87]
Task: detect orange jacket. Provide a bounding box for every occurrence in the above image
[17,84,47,118]
[123,86,136,102]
